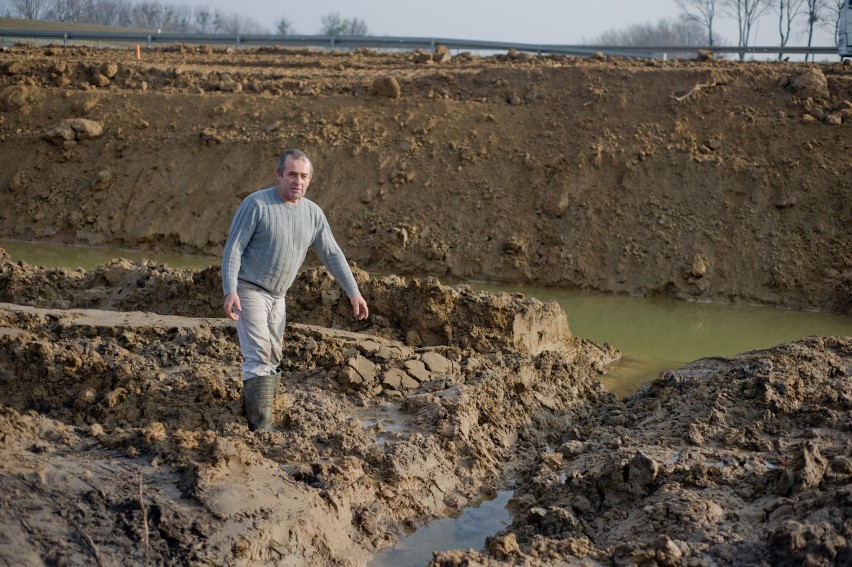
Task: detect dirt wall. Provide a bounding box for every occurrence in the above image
[1,45,850,313]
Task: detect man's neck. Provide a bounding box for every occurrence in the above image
[276,187,300,206]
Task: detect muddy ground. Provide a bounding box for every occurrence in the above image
[0,42,850,566]
[0,252,850,566]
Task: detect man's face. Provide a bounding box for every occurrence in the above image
[276,157,312,204]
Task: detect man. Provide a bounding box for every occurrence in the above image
[222,149,369,431]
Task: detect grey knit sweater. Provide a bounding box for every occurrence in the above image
[221,187,359,299]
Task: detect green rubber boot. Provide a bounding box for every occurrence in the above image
[243,371,281,432]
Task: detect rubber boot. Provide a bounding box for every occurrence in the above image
[243,371,281,432]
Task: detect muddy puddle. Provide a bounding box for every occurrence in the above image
[353,402,408,446]
[367,490,513,567]
[473,282,852,396]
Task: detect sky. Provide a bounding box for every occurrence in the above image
[181,0,837,47]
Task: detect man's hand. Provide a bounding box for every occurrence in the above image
[223,292,241,321]
[350,294,369,320]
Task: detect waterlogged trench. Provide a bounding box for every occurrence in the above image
[5,239,849,391]
[472,281,852,397]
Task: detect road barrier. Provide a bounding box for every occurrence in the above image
[0,28,840,59]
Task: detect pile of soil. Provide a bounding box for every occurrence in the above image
[436,336,852,567]
[0,42,850,566]
[0,44,850,313]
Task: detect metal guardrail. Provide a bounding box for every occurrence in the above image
[0,28,840,58]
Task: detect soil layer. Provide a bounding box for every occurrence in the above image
[1,44,850,313]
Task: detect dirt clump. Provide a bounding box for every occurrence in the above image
[0,251,580,356]
[432,337,852,567]
[0,254,617,566]
[783,66,831,99]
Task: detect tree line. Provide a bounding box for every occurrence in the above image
[596,0,844,61]
[0,0,369,36]
[1,0,845,60]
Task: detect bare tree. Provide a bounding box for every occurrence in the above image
[131,0,161,28]
[800,0,842,59]
[10,0,50,20]
[594,16,713,47]
[46,0,93,22]
[675,0,719,45]
[213,11,264,34]
[95,0,134,27]
[723,0,773,59]
[818,0,844,43]
[121,1,192,31]
[803,0,822,58]
[194,7,212,33]
[10,0,268,33]
[276,16,292,35]
[777,0,807,59]
[161,4,191,32]
[319,12,368,36]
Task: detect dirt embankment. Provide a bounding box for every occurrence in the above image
[0,42,850,567]
[0,254,849,566]
[0,44,850,313]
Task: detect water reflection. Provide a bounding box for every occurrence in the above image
[353,402,407,447]
[601,354,686,398]
[367,490,513,567]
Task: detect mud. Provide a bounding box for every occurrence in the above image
[1,253,620,565]
[0,42,850,566]
[1,254,850,565]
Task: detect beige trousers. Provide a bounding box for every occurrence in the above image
[235,282,287,380]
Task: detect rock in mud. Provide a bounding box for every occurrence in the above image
[42,118,104,145]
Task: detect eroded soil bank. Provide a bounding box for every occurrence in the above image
[0,254,849,566]
[1,40,850,566]
[0,44,850,313]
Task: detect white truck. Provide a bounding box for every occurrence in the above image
[841,0,852,57]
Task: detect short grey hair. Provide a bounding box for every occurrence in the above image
[276,149,313,177]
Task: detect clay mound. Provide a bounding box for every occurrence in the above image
[0,248,222,315]
[0,252,849,566]
[784,67,830,100]
[433,336,852,567]
[2,46,850,315]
